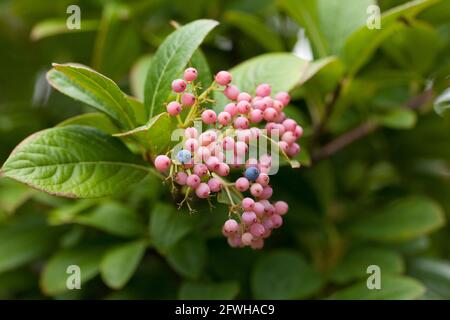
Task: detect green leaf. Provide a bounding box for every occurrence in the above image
[130,54,153,101]
[144,19,218,119]
[127,96,147,126]
[348,197,445,242]
[408,257,450,299]
[331,247,404,284]
[31,18,99,41]
[1,126,150,198]
[251,250,323,299]
[224,11,284,51]
[190,50,213,90]
[166,235,206,280]
[41,246,106,296]
[57,112,120,134]
[376,109,417,129]
[0,178,34,214]
[178,281,240,300]
[149,203,196,254]
[47,63,136,130]
[329,275,425,300]
[100,240,147,289]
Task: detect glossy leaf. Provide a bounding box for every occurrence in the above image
[408,257,450,299]
[166,235,206,280]
[57,112,120,134]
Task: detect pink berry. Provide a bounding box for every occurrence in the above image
[235,141,248,157]
[237,101,251,114]
[195,182,210,198]
[246,158,259,169]
[228,235,242,248]
[181,93,196,106]
[250,183,263,197]
[196,146,211,162]
[184,127,198,139]
[241,232,253,246]
[242,197,255,211]
[271,214,283,228]
[294,125,304,138]
[272,100,284,113]
[253,202,265,217]
[224,103,238,117]
[193,163,208,177]
[233,116,249,129]
[260,154,272,167]
[256,83,271,97]
[287,143,300,157]
[250,127,261,139]
[218,112,232,126]
[237,92,252,102]
[263,107,278,122]
[175,172,187,185]
[262,96,273,108]
[274,201,289,215]
[216,162,230,176]
[206,156,220,171]
[256,173,269,186]
[224,219,239,234]
[186,174,201,189]
[208,178,222,192]
[201,110,217,125]
[171,79,186,93]
[250,223,265,238]
[215,71,232,86]
[235,177,250,192]
[275,92,290,106]
[224,85,240,100]
[274,123,286,136]
[250,238,264,250]
[282,119,297,132]
[221,136,235,151]
[249,109,263,123]
[184,67,198,82]
[279,141,289,153]
[167,101,181,116]
[199,132,213,146]
[154,155,171,172]
[260,186,273,200]
[262,217,274,230]
[253,99,267,111]
[185,138,199,152]
[282,131,296,145]
[236,129,251,143]
[242,211,257,225]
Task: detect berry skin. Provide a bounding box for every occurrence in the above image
[256,173,270,186]
[249,109,264,123]
[235,141,248,157]
[218,112,232,126]
[282,131,296,145]
[237,101,251,114]
[250,183,264,197]
[279,141,289,153]
[233,116,249,129]
[271,214,283,228]
[221,136,235,151]
[171,79,186,93]
[177,149,192,164]
[260,186,273,200]
[275,92,290,106]
[201,109,217,125]
[256,83,271,97]
[251,238,264,250]
[184,138,199,152]
[215,71,232,86]
[263,107,278,122]
[245,167,260,181]
[184,67,198,82]
[181,93,196,106]
[287,143,300,157]
[154,155,171,172]
[250,223,265,238]
[216,162,230,176]
[184,127,198,139]
[274,201,289,215]
[196,183,210,198]
[282,119,297,132]
[241,233,253,246]
[224,103,238,117]
[294,125,304,138]
[237,92,252,102]
[272,100,284,113]
[175,172,187,185]
[205,156,220,171]
[208,178,222,192]
[224,85,240,100]
[223,219,239,234]
[253,202,265,217]
[194,163,208,177]
[242,197,255,211]
[228,235,242,248]
[242,211,257,225]
[167,101,181,116]
[186,174,201,189]
[196,146,211,162]
[235,177,250,192]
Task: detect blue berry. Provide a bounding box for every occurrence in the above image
[177,149,192,163]
[244,167,260,181]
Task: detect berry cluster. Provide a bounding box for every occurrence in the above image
[153,67,303,249]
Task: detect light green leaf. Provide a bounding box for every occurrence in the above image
[376,109,417,130]
[348,197,445,242]
[251,250,323,299]
[224,11,284,51]
[144,19,218,119]
[408,257,450,299]
[127,96,147,126]
[190,50,213,90]
[31,18,99,41]
[179,281,240,300]
[166,235,206,280]
[100,240,147,289]
[149,203,196,253]
[47,63,136,130]
[329,275,425,300]
[130,54,153,101]
[331,247,404,284]
[1,126,150,198]
[0,178,34,214]
[57,112,120,134]
[40,246,106,296]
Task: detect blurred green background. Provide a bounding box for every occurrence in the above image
[0,0,450,299]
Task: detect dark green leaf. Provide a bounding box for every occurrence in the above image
[179,281,239,300]
[166,235,206,280]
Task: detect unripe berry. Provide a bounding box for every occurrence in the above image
[184,127,198,139]
[237,92,252,102]
[195,182,210,198]
[177,149,192,164]
[224,103,238,117]
[250,183,264,197]
[245,167,260,181]
[154,155,171,172]
[193,163,208,177]
[256,83,271,97]
[256,173,270,186]
[208,177,222,192]
[263,107,278,122]
[215,71,232,86]
[218,112,232,126]
[274,201,289,215]
[167,101,181,116]
[175,172,187,185]
[224,85,240,100]
[271,214,283,228]
[171,79,186,93]
[237,101,251,114]
[233,116,249,129]
[184,67,198,82]
[216,162,230,176]
[242,211,257,225]
[275,91,290,106]
[249,109,263,123]
[242,197,255,211]
[201,109,217,125]
[185,138,199,152]
[250,223,265,238]
[181,93,196,106]
[241,232,253,246]
[186,174,201,189]
[223,219,239,234]
[235,177,250,192]
[287,143,300,157]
